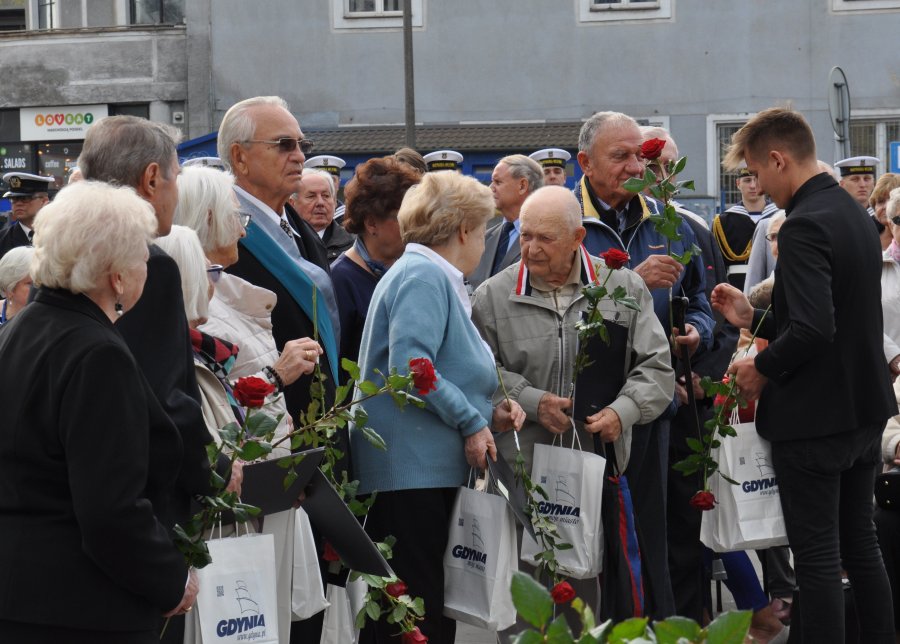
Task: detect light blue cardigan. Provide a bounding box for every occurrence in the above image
[350,251,497,494]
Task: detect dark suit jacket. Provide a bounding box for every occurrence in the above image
[468,219,520,289]
[116,245,219,530]
[0,221,29,260]
[285,203,334,272]
[0,288,187,630]
[753,173,897,441]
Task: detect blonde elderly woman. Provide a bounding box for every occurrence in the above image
[0,245,34,325]
[351,171,525,644]
[0,181,196,642]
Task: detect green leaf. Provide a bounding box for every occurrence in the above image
[546,615,574,643]
[237,440,272,461]
[649,184,665,201]
[410,596,425,616]
[511,632,545,644]
[679,179,696,192]
[365,598,381,621]
[653,616,702,643]
[342,358,361,382]
[685,437,704,452]
[510,571,553,629]
[623,177,648,193]
[359,380,380,395]
[608,617,649,642]
[720,473,739,485]
[643,167,657,185]
[670,248,695,265]
[672,460,699,475]
[218,421,241,444]
[355,603,368,630]
[361,425,387,450]
[282,467,298,491]
[245,412,278,439]
[705,610,752,644]
[673,156,687,175]
[389,603,406,624]
[334,384,352,407]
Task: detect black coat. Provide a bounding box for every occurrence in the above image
[753,173,898,441]
[0,288,187,631]
[0,221,29,260]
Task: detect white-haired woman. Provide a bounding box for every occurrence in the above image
[0,181,196,642]
[172,165,322,403]
[351,171,524,643]
[0,245,34,325]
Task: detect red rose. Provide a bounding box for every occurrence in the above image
[323,541,340,562]
[640,138,666,161]
[713,375,755,422]
[550,581,576,604]
[599,248,630,270]
[409,357,437,395]
[690,490,716,511]
[232,376,275,408]
[402,626,428,643]
[386,580,408,598]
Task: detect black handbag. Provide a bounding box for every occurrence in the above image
[874,466,900,511]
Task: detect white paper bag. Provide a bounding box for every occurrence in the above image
[520,441,606,579]
[701,419,789,552]
[319,580,366,644]
[291,507,329,620]
[195,533,280,644]
[443,476,518,631]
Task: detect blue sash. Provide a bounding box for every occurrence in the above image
[240,222,339,382]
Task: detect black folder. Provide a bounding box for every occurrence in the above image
[240,448,325,515]
[572,319,628,427]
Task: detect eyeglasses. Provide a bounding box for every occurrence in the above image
[242,138,315,154]
[207,264,224,283]
[237,212,251,228]
[892,216,900,227]
[9,195,37,203]
[765,232,779,242]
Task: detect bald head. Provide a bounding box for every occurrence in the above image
[521,186,583,232]
[520,186,587,287]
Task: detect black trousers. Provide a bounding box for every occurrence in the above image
[773,426,894,643]
[358,487,458,644]
[875,506,900,634]
[0,620,157,644]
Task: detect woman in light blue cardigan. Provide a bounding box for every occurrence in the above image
[351,171,524,643]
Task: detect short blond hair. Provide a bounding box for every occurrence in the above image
[723,107,816,171]
[398,171,493,246]
[31,181,156,292]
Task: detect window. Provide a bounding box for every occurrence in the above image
[716,123,744,211]
[705,115,751,212]
[832,0,900,12]
[0,0,25,31]
[109,103,151,120]
[130,0,184,25]
[579,0,671,23]
[333,0,423,30]
[848,114,900,171]
[36,0,55,29]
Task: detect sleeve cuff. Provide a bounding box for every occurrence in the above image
[607,396,641,432]
[518,386,547,421]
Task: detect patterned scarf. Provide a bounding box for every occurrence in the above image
[889,240,900,264]
[189,327,244,423]
[354,236,389,278]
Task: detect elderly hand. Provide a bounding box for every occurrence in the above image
[711,283,754,330]
[672,323,701,357]
[272,338,323,387]
[727,356,767,401]
[465,427,497,470]
[537,393,573,434]
[889,354,900,382]
[585,407,622,443]
[634,254,683,290]
[675,372,704,405]
[492,399,525,433]
[225,459,244,496]
[163,568,199,617]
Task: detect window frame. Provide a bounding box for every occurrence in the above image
[706,113,754,212]
[332,0,423,30]
[579,0,671,23]
[129,0,184,25]
[831,0,900,12]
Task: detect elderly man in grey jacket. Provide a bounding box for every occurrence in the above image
[471,186,674,625]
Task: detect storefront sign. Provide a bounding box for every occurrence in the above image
[19,104,109,141]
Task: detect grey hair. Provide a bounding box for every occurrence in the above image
[578,111,639,153]
[153,225,210,323]
[30,181,157,292]
[498,154,544,194]
[887,187,900,220]
[173,166,241,254]
[300,168,336,200]
[768,209,787,229]
[0,246,34,297]
[217,96,290,171]
[640,125,678,157]
[79,116,182,188]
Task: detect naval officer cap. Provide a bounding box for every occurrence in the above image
[304,155,346,177]
[835,156,879,177]
[182,156,226,170]
[2,172,55,198]
[423,150,464,172]
[529,148,571,168]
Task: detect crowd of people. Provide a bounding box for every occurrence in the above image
[0,99,897,644]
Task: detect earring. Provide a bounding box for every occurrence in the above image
[114,300,124,317]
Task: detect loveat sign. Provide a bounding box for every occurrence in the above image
[20,104,109,141]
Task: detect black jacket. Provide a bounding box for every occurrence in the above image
[0,288,187,630]
[753,173,897,440]
[0,221,29,260]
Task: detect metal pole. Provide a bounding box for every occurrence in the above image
[403,0,416,148]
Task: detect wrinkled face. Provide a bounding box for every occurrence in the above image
[233,105,306,204]
[542,166,567,187]
[578,122,645,209]
[10,194,49,226]
[295,173,335,232]
[209,193,245,268]
[520,209,583,282]
[840,173,875,208]
[490,163,525,217]
[153,154,181,236]
[736,174,762,203]
[8,275,32,311]
[768,218,784,259]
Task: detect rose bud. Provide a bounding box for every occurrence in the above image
[690,490,716,511]
[550,581,576,604]
[386,580,408,598]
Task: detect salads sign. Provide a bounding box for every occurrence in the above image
[20,104,109,141]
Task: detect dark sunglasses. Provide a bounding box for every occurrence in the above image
[243,138,315,154]
[207,264,224,283]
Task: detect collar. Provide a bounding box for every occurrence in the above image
[33,287,114,329]
[579,176,652,225]
[785,172,839,216]
[234,185,285,226]
[405,243,472,316]
[18,222,32,235]
[515,244,597,297]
